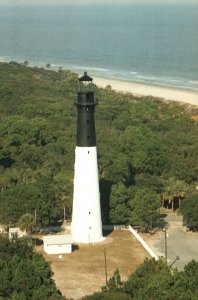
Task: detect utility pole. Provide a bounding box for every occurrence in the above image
[63,207,66,233]
[104,247,108,284]
[64,207,66,222]
[34,209,37,227]
[165,226,167,264]
[34,209,37,247]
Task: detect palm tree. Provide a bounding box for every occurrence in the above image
[18,213,35,234]
[162,177,189,210]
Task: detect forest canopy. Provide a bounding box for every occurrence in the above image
[83,258,198,300]
[0,62,198,230]
[0,234,65,299]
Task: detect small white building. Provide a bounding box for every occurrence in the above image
[9,228,27,239]
[43,235,73,254]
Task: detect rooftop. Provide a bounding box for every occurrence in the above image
[79,72,93,82]
[43,234,73,245]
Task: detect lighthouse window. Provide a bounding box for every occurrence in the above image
[89,211,91,215]
[88,151,90,154]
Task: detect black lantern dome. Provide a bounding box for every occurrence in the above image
[79,71,93,82]
[75,72,98,147]
[76,72,98,106]
[79,72,93,93]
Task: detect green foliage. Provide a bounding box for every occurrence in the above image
[121,125,168,175]
[89,258,198,300]
[1,62,198,230]
[163,177,189,199]
[0,62,76,226]
[0,182,57,226]
[109,183,131,224]
[18,213,35,233]
[102,269,123,293]
[83,292,132,300]
[0,234,65,299]
[0,234,33,260]
[180,193,198,230]
[100,179,112,223]
[123,258,172,299]
[130,189,160,232]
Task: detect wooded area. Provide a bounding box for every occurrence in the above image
[83,258,198,299]
[0,234,66,299]
[0,62,198,231]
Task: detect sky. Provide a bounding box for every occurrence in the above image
[0,0,197,5]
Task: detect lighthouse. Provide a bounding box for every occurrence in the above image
[71,72,104,243]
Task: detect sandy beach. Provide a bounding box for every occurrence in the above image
[93,76,198,107]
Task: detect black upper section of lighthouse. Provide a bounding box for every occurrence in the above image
[75,72,98,147]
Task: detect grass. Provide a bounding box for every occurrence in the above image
[36,230,149,299]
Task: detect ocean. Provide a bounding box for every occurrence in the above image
[0,3,198,91]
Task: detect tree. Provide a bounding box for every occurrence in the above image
[183,260,198,293]
[123,258,172,299]
[0,175,61,226]
[109,183,131,224]
[102,269,123,293]
[83,292,132,300]
[0,234,33,260]
[100,178,112,224]
[180,193,198,231]
[134,173,163,194]
[0,235,66,299]
[89,258,198,300]
[18,213,35,233]
[83,270,131,299]
[1,61,198,233]
[130,189,160,232]
[53,172,73,221]
[162,177,189,210]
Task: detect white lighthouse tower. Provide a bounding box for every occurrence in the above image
[71,72,104,243]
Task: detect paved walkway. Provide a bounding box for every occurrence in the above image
[144,213,198,270]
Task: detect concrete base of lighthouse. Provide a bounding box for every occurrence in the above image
[71,146,104,243]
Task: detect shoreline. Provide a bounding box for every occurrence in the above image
[93,76,198,107]
[1,59,197,107]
